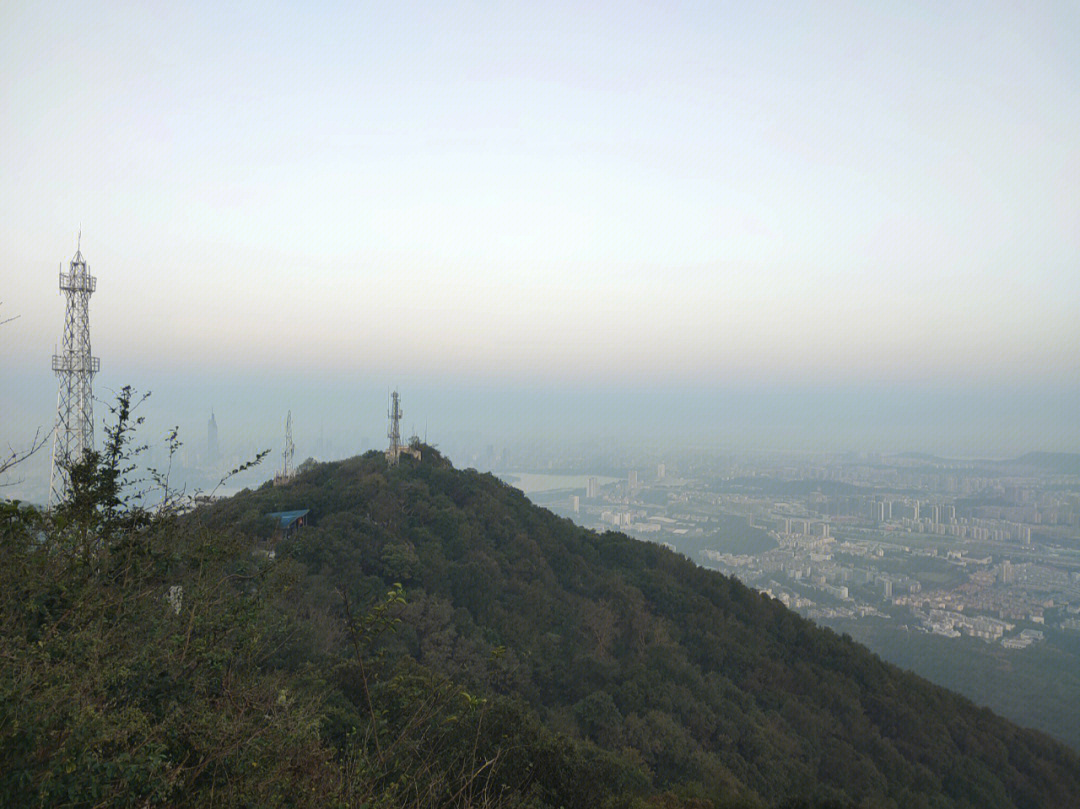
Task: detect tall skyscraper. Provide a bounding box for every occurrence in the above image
[207,410,219,467]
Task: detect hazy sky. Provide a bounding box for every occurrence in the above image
[3,1,1079,479]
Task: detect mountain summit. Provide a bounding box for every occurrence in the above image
[201,449,1080,808]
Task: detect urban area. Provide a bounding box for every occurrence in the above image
[506,450,1080,652]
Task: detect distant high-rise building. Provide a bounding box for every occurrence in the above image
[207,410,219,467]
[587,476,598,499]
[628,470,638,489]
[571,495,580,513]
[657,462,666,480]
[1000,560,1015,584]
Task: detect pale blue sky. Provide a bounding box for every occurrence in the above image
[2,1,1079,476]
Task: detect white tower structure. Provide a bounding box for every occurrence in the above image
[49,236,100,506]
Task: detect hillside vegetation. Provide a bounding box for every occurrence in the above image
[4,401,1080,808]
[204,448,1080,808]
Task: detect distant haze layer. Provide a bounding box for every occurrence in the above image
[5,367,1077,459]
[3,2,1078,502]
[2,2,1078,388]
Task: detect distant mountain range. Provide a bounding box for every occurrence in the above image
[1005,452,1080,476]
[887,451,1080,474]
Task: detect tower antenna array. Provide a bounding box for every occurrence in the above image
[386,390,402,465]
[49,238,100,506]
[274,411,295,485]
[385,390,421,466]
[283,411,294,477]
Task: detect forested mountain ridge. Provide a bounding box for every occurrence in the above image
[200,449,1080,808]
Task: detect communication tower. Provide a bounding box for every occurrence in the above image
[274,411,295,485]
[386,391,403,465]
[49,235,100,506]
[385,391,421,465]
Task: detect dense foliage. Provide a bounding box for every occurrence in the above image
[0,395,642,808]
[202,449,1080,808]
[825,617,1080,753]
[5,399,1080,808]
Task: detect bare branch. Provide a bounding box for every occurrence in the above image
[0,305,45,484]
[0,300,19,327]
[0,427,49,485]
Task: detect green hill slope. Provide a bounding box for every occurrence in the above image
[202,449,1080,808]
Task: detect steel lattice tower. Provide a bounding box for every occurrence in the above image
[283,411,295,476]
[386,391,402,465]
[49,237,100,506]
[275,411,295,484]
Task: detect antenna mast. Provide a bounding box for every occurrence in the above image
[274,411,295,485]
[49,238,100,506]
[283,410,294,477]
[386,390,402,465]
[385,390,421,466]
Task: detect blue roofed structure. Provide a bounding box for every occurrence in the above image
[265,509,310,536]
